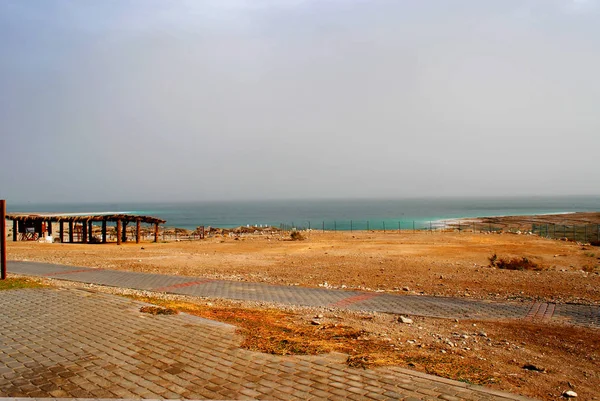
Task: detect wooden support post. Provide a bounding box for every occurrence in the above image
[136,220,141,244]
[47,221,53,236]
[59,221,64,243]
[12,220,17,242]
[122,221,128,243]
[88,221,93,243]
[82,221,88,244]
[116,220,122,245]
[69,221,74,243]
[1,200,6,280]
[102,220,107,243]
[154,223,159,243]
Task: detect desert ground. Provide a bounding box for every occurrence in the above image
[4,213,600,400]
[7,227,600,304]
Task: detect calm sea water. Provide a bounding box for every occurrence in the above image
[7,196,600,230]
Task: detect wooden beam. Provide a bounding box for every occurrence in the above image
[122,221,128,243]
[12,220,17,242]
[1,200,6,279]
[69,221,74,243]
[82,221,88,244]
[102,220,107,243]
[47,221,53,236]
[154,223,159,243]
[136,220,141,244]
[116,220,122,245]
[88,221,93,243]
[59,221,64,243]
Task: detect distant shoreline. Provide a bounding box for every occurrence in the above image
[439,211,600,231]
[6,197,599,231]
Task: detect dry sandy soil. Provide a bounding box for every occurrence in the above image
[5,213,600,400]
[7,229,600,304]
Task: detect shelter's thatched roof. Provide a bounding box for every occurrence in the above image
[5,213,165,225]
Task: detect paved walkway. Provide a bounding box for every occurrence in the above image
[1,287,535,400]
[8,261,600,328]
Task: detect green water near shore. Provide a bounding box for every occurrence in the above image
[7,195,599,230]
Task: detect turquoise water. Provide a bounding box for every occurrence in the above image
[7,196,599,230]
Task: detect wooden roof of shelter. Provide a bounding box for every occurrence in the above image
[5,213,166,225]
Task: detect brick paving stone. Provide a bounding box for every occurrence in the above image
[240,388,262,398]
[309,388,334,398]
[1,285,539,401]
[328,395,350,401]
[292,383,314,393]
[347,386,369,395]
[439,395,464,401]
[9,260,599,328]
[328,387,352,397]
[364,392,390,401]
[364,384,387,394]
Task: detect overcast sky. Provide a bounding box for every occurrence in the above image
[1,0,599,203]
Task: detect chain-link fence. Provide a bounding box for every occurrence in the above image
[276,220,600,244]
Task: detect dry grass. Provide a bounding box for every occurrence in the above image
[129,295,373,357]
[0,277,46,291]
[489,254,542,271]
[139,305,177,315]
[125,294,600,400]
[127,295,497,384]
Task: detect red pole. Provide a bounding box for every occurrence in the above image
[1,200,7,280]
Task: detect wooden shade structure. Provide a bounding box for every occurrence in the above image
[5,213,166,244]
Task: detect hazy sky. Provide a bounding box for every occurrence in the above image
[1,0,599,203]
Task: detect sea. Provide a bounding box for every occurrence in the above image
[6,195,600,231]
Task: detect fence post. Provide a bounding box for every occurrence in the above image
[334,221,336,232]
[584,225,587,243]
[413,221,415,233]
[367,221,370,231]
[383,221,386,233]
[1,200,6,280]
[398,221,401,233]
[350,220,353,233]
[458,220,461,233]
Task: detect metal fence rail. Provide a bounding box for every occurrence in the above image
[275,220,600,244]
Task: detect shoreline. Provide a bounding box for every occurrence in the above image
[6,196,599,231]
[5,211,600,235]
[435,211,581,225]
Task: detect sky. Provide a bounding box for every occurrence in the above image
[1,0,599,203]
